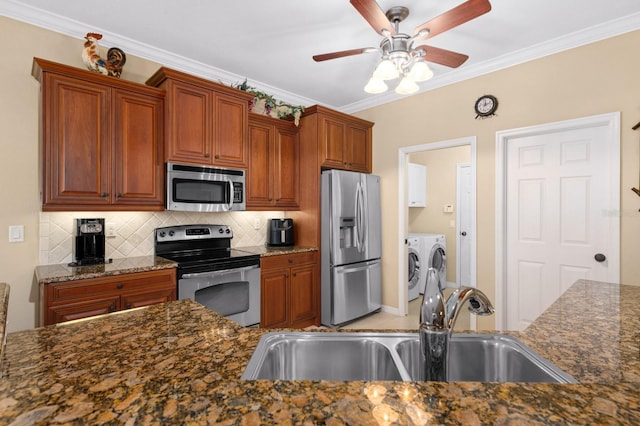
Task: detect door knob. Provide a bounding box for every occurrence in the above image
[461,231,467,236]
[594,253,606,262]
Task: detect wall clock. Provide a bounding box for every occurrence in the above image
[474,95,498,119]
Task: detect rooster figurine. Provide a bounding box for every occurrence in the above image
[82,32,126,78]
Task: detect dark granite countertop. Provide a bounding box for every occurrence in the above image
[0,279,638,424]
[35,256,178,284]
[237,245,318,257]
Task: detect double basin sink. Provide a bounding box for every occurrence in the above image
[241,332,577,383]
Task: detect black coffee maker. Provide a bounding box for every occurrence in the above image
[71,218,106,266]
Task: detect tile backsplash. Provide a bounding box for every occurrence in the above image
[39,211,284,265]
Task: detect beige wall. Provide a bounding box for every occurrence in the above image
[356,30,640,329]
[408,146,471,284]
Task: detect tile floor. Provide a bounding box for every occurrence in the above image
[339,298,421,330]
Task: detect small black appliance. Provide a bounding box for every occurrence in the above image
[71,218,106,266]
[267,218,294,247]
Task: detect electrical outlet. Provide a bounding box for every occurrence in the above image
[253,218,262,230]
[106,222,116,238]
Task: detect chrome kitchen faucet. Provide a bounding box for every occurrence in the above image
[419,267,495,381]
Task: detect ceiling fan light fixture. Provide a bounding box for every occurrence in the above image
[408,60,433,82]
[395,76,419,95]
[364,76,388,94]
[373,59,399,80]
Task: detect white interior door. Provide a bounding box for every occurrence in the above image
[456,163,471,288]
[501,114,620,330]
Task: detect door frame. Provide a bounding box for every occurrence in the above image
[456,163,471,286]
[494,112,620,330]
[398,136,477,318]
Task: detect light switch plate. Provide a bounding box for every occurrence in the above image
[443,204,454,213]
[9,225,24,243]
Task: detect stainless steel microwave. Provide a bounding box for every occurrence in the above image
[166,162,246,212]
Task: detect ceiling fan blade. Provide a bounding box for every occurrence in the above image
[413,0,491,40]
[350,0,396,35]
[415,45,469,68]
[313,47,377,62]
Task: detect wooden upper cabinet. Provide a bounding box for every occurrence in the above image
[246,114,299,210]
[113,89,164,207]
[32,58,165,211]
[146,67,253,168]
[310,105,373,173]
[165,79,211,162]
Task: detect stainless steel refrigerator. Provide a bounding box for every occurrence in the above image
[321,169,382,327]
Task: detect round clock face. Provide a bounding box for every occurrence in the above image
[475,95,498,117]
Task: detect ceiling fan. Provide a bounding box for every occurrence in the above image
[313,0,492,95]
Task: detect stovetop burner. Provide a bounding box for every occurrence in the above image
[154,224,260,272]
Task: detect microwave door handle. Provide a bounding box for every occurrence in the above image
[181,265,259,279]
[226,179,234,211]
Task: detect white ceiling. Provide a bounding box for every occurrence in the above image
[3,0,640,112]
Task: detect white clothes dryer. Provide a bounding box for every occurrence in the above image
[407,236,422,301]
[409,233,447,292]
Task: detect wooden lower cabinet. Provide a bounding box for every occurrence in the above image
[260,251,318,328]
[42,268,177,326]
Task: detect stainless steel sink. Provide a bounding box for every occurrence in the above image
[241,332,577,383]
[240,332,403,381]
[395,334,577,383]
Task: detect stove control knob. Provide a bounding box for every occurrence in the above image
[218,228,224,234]
[159,231,166,238]
[168,231,175,237]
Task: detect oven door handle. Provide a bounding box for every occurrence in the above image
[181,265,259,279]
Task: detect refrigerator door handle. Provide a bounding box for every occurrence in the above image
[356,182,366,252]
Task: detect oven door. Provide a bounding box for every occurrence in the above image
[178,265,260,326]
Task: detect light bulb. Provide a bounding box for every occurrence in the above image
[364,77,388,94]
[373,59,399,80]
[408,60,433,82]
[395,77,419,95]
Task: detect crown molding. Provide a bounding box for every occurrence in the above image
[341,11,640,113]
[0,0,320,108]
[3,0,639,114]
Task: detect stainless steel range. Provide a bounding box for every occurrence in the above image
[155,224,260,326]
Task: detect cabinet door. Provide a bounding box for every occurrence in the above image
[165,80,213,164]
[246,121,273,206]
[260,268,289,328]
[289,263,318,327]
[273,124,300,208]
[121,287,176,310]
[212,93,248,168]
[345,123,371,173]
[43,73,111,208]
[113,89,164,208]
[47,296,119,325]
[319,115,347,168]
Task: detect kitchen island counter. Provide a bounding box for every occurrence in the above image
[0,280,638,424]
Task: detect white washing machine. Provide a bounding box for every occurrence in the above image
[407,236,422,301]
[409,233,447,293]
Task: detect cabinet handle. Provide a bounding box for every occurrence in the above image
[101,192,109,198]
[204,153,211,158]
[117,283,123,289]
[116,193,122,198]
[215,154,220,159]
[293,272,297,277]
[108,304,116,313]
[288,259,293,264]
[126,303,132,309]
[268,198,273,201]
[285,273,289,278]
